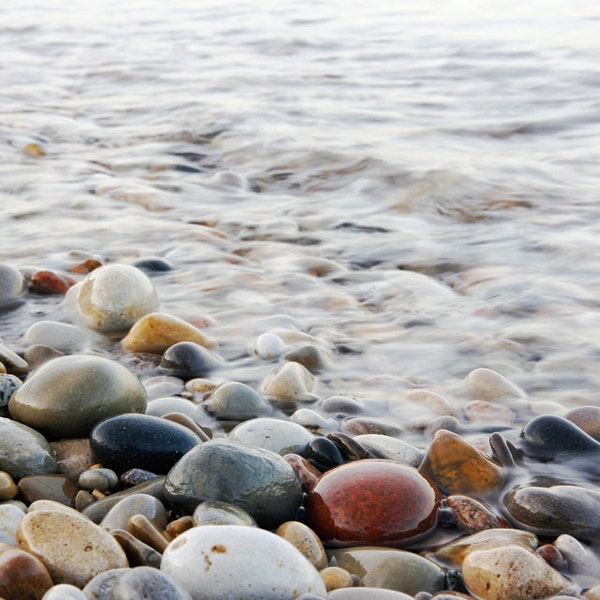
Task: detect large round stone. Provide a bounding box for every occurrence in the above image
[9,355,147,439]
[161,525,326,600]
[164,439,302,529]
[305,460,440,547]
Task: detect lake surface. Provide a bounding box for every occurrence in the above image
[2,0,600,425]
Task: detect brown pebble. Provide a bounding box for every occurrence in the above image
[283,453,322,491]
[276,521,327,570]
[18,474,79,507]
[68,258,102,274]
[536,544,568,572]
[75,490,95,512]
[111,529,162,569]
[50,439,95,480]
[0,541,54,600]
[320,566,355,592]
[165,516,194,539]
[128,514,170,553]
[162,412,212,442]
[446,495,507,534]
[564,406,600,442]
[28,270,77,295]
[0,472,18,501]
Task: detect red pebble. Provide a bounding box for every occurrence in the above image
[29,270,77,295]
[305,459,440,547]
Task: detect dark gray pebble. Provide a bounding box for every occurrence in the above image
[160,341,222,379]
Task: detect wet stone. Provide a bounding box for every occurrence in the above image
[0,541,54,600]
[320,566,355,592]
[23,345,64,367]
[284,344,329,373]
[328,589,414,600]
[0,417,57,479]
[0,503,25,545]
[160,525,327,599]
[463,367,526,401]
[120,469,160,488]
[275,521,327,570]
[111,529,163,569]
[9,355,147,439]
[353,434,424,466]
[50,438,94,480]
[0,471,18,501]
[253,332,287,360]
[305,460,440,547]
[283,453,323,491]
[229,417,314,455]
[300,436,345,471]
[554,534,600,588]
[445,494,507,534]
[341,417,404,437]
[22,321,99,353]
[78,468,119,493]
[291,408,336,432]
[320,395,364,416]
[164,439,302,529]
[146,396,200,420]
[18,474,79,506]
[90,413,202,475]
[0,374,22,407]
[0,264,25,304]
[131,256,175,273]
[204,381,271,420]
[160,341,222,379]
[261,361,317,402]
[128,514,170,553]
[564,406,600,443]
[28,270,76,295]
[100,493,168,532]
[0,339,28,374]
[192,499,257,527]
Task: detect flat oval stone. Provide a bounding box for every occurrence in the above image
[22,321,100,353]
[121,312,216,354]
[161,525,327,599]
[462,545,570,600]
[100,493,168,532]
[329,547,445,595]
[0,503,25,545]
[90,413,202,474]
[83,566,191,600]
[229,417,314,455]
[0,541,54,600]
[276,521,327,570]
[9,355,147,438]
[0,417,57,478]
[192,500,256,528]
[18,474,79,506]
[205,382,271,421]
[160,342,222,379]
[28,270,76,295]
[76,264,159,332]
[17,508,129,587]
[164,439,302,529]
[503,484,600,540]
[305,460,440,547]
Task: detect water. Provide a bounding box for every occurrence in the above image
[2,0,600,421]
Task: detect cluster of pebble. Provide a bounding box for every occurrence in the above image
[2,261,600,599]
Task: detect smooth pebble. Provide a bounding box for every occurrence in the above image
[229,417,314,454]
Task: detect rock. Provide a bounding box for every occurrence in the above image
[22,321,100,353]
[50,438,94,480]
[300,436,345,471]
[229,417,314,455]
[0,503,25,545]
[17,508,129,587]
[275,521,327,570]
[160,342,222,379]
[144,376,185,400]
[42,583,87,599]
[28,270,76,295]
[0,541,53,600]
[419,429,505,495]
[204,382,271,420]
[83,566,191,599]
[23,345,64,367]
[328,587,415,599]
[131,256,174,273]
[320,395,364,416]
[554,534,600,588]
[111,529,162,569]
[253,332,286,360]
[445,494,507,533]
[161,525,327,599]
[463,367,526,401]
[74,264,159,332]
[503,484,600,540]
[164,439,302,529]
[18,474,79,506]
[341,417,404,437]
[128,514,170,553]
[0,265,25,304]
[329,547,445,595]
[90,413,202,474]
[320,566,355,592]
[100,493,168,532]
[353,434,423,467]
[0,471,18,501]
[305,460,440,547]
[283,454,322,491]
[290,408,336,432]
[0,338,28,374]
[261,362,317,402]
[146,397,199,420]
[284,345,329,373]
[0,374,22,407]
[121,313,216,354]
[462,545,571,600]
[0,417,57,478]
[9,355,147,438]
[78,468,119,493]
[192,500,256,527]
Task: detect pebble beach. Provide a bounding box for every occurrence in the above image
[2,0,600,598]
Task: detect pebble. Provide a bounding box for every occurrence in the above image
[22,320,100,353]
[17,508,129,587]
[192,499,257,527]
[100,493,168,532]
[0,338,29,374]
[403,389,457,417]
[229,417,316,454]
[18,473,80,506]
[329,547,445,595]
[462,544,571,600]
[83,566,191,599]
[131,256,174,273]
[305,460,440,546]
[284,344,329,373]
[146,396,200,420]
[290,408,336,432]
[564,406,600,442]
[42,584,87,599]
[23,344,64,367]
[301,436,345,471]
[353,434,424,466]
[0,503,25,545]
[0,541,54,600]
[419,429,505,495]
[283,453,323,491]
[128,514,170,553]
[320,566,355,592]
[275,521,327,570]
[503,484,600,540]
[73,263,159,332]
[554,534,600,588]
[320,395,364,416]
[90,413,202,474]
[0,417,57,479]
[204,381,271,420]
[121,312,216,354]
[253,332,287,359]
[261,361,317,402]
[0,264,25,304]
[79,468,119,493]
[50,438,94,480]
[161,525,327,599]
[111,529,163,569]
[445,494,507,533]
[9,354,147,438]
[463,367,526,401]
[143,376,185,400]
[0,373,22,407]
[160,342,222,379]
[164,439,302,529]
[341,417,404,437]
[328,587,415,599]
[0,471,18,501]
[28,270,77,295]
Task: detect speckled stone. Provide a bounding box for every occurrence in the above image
[446,494,507,534]
[192,500,256,527]
[164,439,302,529]
[462,545,571,600]
[204,382,271,420]
[276,521,327,570]
[305,460,440,547]
[9,355,147,439]
[74,264,159,333]
[419,429,505,495]
[121,312,216,354]
[17,508,129,587]
[229,417,314,455]
[22,321,100,353]
[90,413,202,474]
[100,493,168,532]
[83,566,191,600]
[161,525,327,600]
[0,417,57,479]
[0,503,25,545]
[0,541,54,600]
[261,361,317,402]
[328,547,445,595]
[503,484,600,540]
[0,374,22,407]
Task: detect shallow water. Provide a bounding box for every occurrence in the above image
[2,0,600,425]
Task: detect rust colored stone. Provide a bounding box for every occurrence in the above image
[0,542,53,600]
[28,271,76,295]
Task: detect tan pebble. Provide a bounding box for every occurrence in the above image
[18,474,79,506]
[0,541,53,599]
[165,516,194,539]
[121,312,217,353]
[128,514,169,553]
[185,378,217,394]
[162,412,211,441]
[0,363,6,375]
[16,508,128,587]
[462,545,571,600]
[584,585,600,600]
[320,566,355,591]
[464,367,525,401]
[564,405,600,442]
[0,472,18,501]
[261,361,317,401]
[275,521,327,570]
[22,142,46,157]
